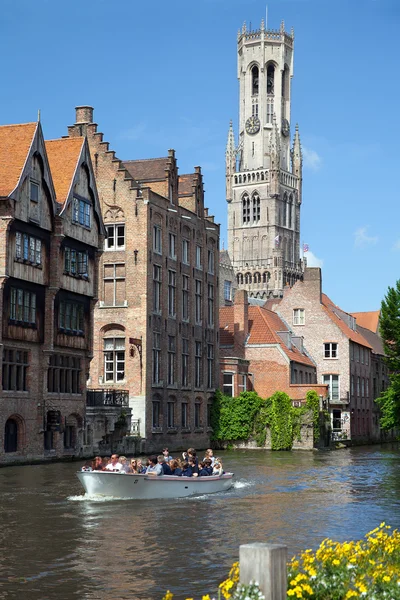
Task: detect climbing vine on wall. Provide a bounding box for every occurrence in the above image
[305,389,320,443]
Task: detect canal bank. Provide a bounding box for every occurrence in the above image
[1,445,400,600]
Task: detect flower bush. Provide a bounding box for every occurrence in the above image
[162,524,400,599]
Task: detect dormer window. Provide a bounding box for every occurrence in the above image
[73,197,91,228]
[30,181,39,203]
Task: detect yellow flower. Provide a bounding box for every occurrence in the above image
[332,559,340,566]
[287,591,295,597]
[163,592,174,600]
[202,596,212,600]
[345,591,359,599]
[383,575,391,582]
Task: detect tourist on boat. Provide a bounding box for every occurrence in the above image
[146,455,163,476]
[102,457,110,470]
[119,456,130,473]
[162,447,173,462]
[213,459,223,476]
[105,454,123,471]
[136,458,146,474]
[188,456,199,477]
[129,459,138,473]
[203,458,213,475]
[187,448,198,466]
[203,449,215,466]
[169,459,182,476]
[158,455,172,475]
[198,461,210,476]
[81,461,93,471]
[181,461,193,477]
[92,456,103,471]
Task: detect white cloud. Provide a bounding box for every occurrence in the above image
[304,250,323,268]
[302,146,322,171]
[393,240,400,250]
[354,226,378,248]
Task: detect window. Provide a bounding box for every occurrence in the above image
[167,401,175,428]
[323,374,339,401]
[182,338,189,386]
[169,233,176,259]
[252,194,260,222]
[267,64,275,95]
[207,404,212,428]
[351,375,354,396]
[152,332,161,384]
[181,402,188,428]
[59,301,84,334]
[223,373,234,397]
[332,409,342,431]
[152,400,161,428]
[207,284,214,327]
[64,247,88,277]
[104,263,126,306]
[16,233,41,265]
[10,288,36,325]
[252,103,259,116]
[242,194,250,224]
[207,343,214,388]
[30,181,39,202]
[238,374,247,393]
[153,225,162,254]
[105,224,125,250]
[366,378,369,398]
[168,270,176,317]
[251,65,259,95]
[208,249,214,274]
[182,275,189,321]
[361,347,364,364]
[357,376,360,397]
[182,239,190,264]
[195,245,202,269]
[195,403,201,428]
[167,335,176,386]
[104,338,125,382]
[195,341,202,388]
[2,349,28,391]
[293,308,305,325]
[266,99,274,125]
[195,280,202,324]
[324,343,338,358]
[153,264,162,313]
[224,280,232,302]
[48,354,81,393]
[350,343,354,361]
[361,378,365,397]
[73,197,91,228]
[366,350,369,366]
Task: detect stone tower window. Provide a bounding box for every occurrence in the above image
[245,272,252,284]
[242,193,250,224]
[267,64,275,95]
[252,194,260,222]
[251,65,259,95]
[288,194,293,228]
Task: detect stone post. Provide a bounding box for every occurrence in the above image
[239,543,287,600]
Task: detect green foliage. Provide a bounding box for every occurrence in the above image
[211,390,264,441]
[269,391,293,450]
[378,280,400,429]
[305,389,320,442]
[253,399,272,446]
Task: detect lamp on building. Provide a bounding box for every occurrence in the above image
[134,249,138,264]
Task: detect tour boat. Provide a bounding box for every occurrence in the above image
[76,470,234,499]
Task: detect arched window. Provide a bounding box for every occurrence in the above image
[252,193,260,222]
[254,272,261,283]
[267,64,275,95]
[236,273,243,285]
[288,194,293,228]
[4,418,18,452]
[262,271,270,284]
[261,172,264,181]
[245,272,252,284]
[283,192,288,227]
[252,65,259,95]
[242,193,250,224]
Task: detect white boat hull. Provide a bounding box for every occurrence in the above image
[76,471,234,499]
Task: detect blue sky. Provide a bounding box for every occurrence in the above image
[1,0,399,312]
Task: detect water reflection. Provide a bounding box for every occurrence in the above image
[0,446,399,599]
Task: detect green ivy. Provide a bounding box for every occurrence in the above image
[269,391,293,450]
[210,390,264,441]
[305,390,320,443]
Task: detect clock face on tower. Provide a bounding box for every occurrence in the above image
[245,116,261,135]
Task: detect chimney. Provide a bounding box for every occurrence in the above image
[75,105,94,124]
[233,289,249,351]
[303,267,322,303]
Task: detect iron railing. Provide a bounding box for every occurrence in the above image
[86,389,129,407]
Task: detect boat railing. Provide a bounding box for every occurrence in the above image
[86,389,129,407]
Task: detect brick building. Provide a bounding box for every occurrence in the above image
[66,106,220,453]
[0,120,103,464]
[270,268,383,443]
[219,290,327,402]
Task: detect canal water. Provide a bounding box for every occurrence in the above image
[1,445,400,600]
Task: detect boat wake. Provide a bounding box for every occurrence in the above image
[68,494,134,502]
[233,480,254,489]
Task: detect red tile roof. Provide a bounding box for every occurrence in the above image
[321,294,372,348]
[219,305,315,367]
[123,157,169,182]
[45,137,84,206]
[351,311,380,334]
[0,122,37,197]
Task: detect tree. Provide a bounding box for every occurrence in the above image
[377,280,400,429]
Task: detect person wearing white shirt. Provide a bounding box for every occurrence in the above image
[105,454,123,471]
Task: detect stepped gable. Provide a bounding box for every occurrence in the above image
[123,157,169,182]
[322,293,372,348]
[351,310,380,334]
[45,137,84,207]
[178,173,196,196]
[219,304,315,367]
[0,122,37,197]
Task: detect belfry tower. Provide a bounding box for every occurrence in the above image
[226,18,303,298]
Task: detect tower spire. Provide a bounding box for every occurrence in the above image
[291,123,302,178]
[226,121,236,202]
[269,114,281,166]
